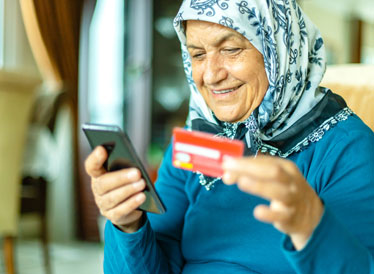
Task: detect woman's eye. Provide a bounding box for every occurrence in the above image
[192,52,205,59]
[223,48,241,54]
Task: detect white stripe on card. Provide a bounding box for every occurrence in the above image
[175,142,220,159]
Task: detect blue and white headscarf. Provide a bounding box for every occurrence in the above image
[173,0,352,189]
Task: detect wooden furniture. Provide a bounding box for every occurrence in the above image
[20,175,50,274]
[321,63,374,131]
[0,70,40,274]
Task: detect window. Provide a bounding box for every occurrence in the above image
[88,0,125,127]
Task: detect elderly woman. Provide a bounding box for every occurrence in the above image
[85,0,374,273]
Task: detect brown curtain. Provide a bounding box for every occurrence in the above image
[20,0,83,100]
[20,0,85,237]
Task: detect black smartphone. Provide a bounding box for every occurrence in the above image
[82,123,166,214]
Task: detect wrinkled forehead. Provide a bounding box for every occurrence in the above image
[184,20,249,45]
[173,0,264,55]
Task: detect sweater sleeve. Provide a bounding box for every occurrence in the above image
[103,144,190,273]
[282,124,374,273]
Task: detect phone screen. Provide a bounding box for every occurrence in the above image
[82,123,166,214]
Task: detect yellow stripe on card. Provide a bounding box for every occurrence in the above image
[174,160,193,170]
[180,162,193,170]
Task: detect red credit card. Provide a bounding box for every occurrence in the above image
[172,127,244,177]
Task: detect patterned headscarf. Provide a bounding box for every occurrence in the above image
[173,0,351,189]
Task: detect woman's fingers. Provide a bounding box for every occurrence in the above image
[253,204,299,235]
[222,156,298,203]
[91,168,145,230]
[84,146,147,230]
[85,146,108,177]
[222,155,324,247]
[223,155,293,180]
[253,202,293,223]
[92,167,141,195]
[95,179,146,211]
[104,192,146,225]
[235,175,296,203]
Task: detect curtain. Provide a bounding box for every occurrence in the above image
[19,0,83,99]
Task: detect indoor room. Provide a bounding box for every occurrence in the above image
[1,0,373,273]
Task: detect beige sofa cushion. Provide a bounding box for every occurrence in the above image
[321,64,374,131]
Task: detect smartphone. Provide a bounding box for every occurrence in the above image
[82,123,166,214]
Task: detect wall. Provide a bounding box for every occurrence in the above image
[2,0,38,72]
[302,0,374,64]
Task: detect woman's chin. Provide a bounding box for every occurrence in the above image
[213,111,250,123]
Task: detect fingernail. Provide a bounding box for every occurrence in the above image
[133,180,145,190]
[222,172,234,184]
[127,169,139,180]
[222,156,235,168]
[95,147,103,158]
[136,193,146,203]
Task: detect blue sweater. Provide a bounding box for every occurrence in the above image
[103,115,374,273]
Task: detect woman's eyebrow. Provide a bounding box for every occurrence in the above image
[186,44,202,50]
[187,33,241,49]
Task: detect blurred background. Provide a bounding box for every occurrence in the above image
[0,0,373,273]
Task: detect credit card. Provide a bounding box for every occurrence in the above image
[172,127,244,177]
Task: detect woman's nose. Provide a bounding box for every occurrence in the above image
[203,54,227,85]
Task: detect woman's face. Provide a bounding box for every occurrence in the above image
[186,20,269,123]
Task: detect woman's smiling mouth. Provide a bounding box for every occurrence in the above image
[211,84,243,95]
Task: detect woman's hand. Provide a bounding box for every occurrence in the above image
[84,146,147,233]
[222,155,324,250]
